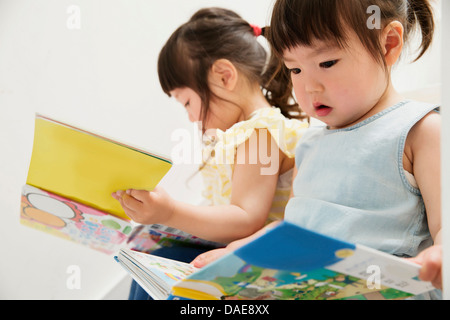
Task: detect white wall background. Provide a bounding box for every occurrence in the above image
[0,0,445,300]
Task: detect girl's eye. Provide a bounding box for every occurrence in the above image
[184,101,190,108]
[320,60,338,69]
[290,68,301,75]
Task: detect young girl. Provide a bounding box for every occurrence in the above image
[194,0,443,297]
[116,7,309,300]
[112,8,308,253]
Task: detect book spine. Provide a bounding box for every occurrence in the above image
[170,287,221,301]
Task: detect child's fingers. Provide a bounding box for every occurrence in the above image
[429,267,442,290]
[111,190,124,200]
[191,252,210,268]
[419,246,443,289]
[121,193,144,212]
[191,248,230,268]
[113,190,147,206]
[115,194,138,218]
[408,245,443,289]
[112,190,142,219]
[421,263,442,289]
[126,189,151,202]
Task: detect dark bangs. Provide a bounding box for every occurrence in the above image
[269,0,386,65]
[158,28,197,96]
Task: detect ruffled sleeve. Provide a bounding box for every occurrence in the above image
[212,107,308,165]
[200,107,308,206]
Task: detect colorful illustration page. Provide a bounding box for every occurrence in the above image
[21,184,132,255]
[125,249,197,284]
[178,222,432,300]
[117,249,198,300]
[26,115,172,220]
[129,224,223,254]
[172,253,249,300]
[177,222,355,300]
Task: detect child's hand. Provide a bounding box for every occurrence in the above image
[408,245,442,290]
[111,186,176,225]
[191,248,233,268]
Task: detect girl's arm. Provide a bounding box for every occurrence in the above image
[113,129,289,243]
[405,111,442,289]
[192,167,299,268]
[409,112,442,242]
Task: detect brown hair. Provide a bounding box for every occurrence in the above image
[268,0,435,65]
[158,7,306,124]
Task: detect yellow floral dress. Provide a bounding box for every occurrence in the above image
[200,107,309,223]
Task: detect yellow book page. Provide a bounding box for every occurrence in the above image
[172,280,226,300]
[26,115,172,221]
[171,287,221,301]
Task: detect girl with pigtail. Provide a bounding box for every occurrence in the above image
[112,7,308,299]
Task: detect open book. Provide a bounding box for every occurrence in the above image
[21,114,221,254]
[115,221,435,300]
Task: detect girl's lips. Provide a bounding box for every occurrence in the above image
[314,104,332,117]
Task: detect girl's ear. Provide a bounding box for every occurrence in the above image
[382,20,404,67]
[209,59,238,91]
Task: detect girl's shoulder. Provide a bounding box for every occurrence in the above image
[217,107,309,157]
[404,108,441,161]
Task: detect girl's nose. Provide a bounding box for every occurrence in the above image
[304,77,324,94]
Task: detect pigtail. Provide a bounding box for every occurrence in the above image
[260,27,308,121]
[159,7,308,123]
[405,0,435,61]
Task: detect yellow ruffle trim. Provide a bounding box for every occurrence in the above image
[205,107,308,165]
[201,107,308,206]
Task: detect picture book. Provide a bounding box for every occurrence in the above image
[115,221,436,300]
[21,114,221,255]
